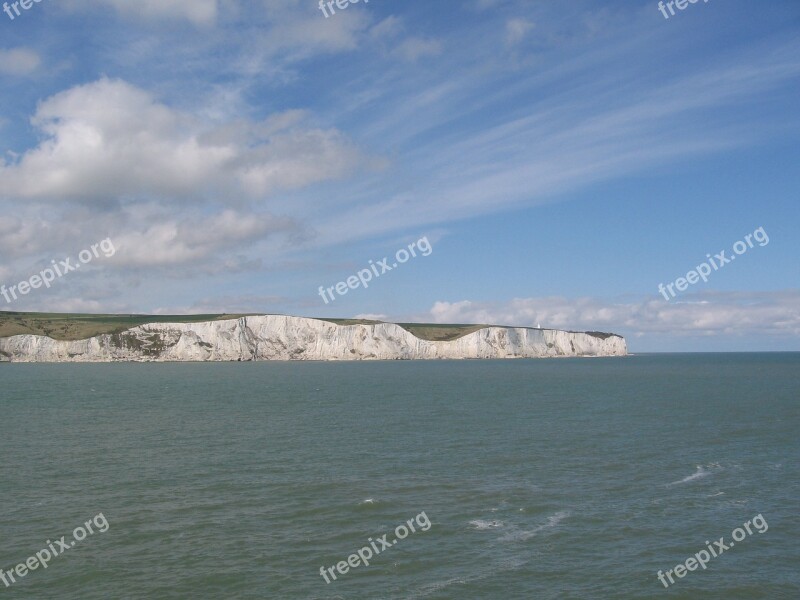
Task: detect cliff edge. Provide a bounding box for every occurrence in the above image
[0,315,627,362]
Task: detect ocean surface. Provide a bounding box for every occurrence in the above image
[0,353,798,599]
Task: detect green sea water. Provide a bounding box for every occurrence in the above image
[0,353,798,599]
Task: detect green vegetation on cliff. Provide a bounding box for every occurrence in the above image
[0,312,251,342]
[0,312,489,343]
[0,311,620,343]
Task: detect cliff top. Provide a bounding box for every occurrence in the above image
[0,311,621,343]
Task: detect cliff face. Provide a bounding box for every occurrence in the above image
[0,316,627,362]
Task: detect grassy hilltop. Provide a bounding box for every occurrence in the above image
[0,312,489,342]
[0,311,619,343]
[0,312,254,342]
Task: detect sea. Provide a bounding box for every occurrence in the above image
[0,353,798,599]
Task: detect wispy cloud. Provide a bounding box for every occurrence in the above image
[0,48,41,75]
[505,18,534,45]
[65,0,219,25]
[0,0,797,352]
[316,39,800,244]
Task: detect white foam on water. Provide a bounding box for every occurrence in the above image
[498,510,569,542]
[469,519,504,530]
[667,464,716,486]
[405,557,526,599]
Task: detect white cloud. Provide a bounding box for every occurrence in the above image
[392,37,443,62]
[0,48,41,75]
[0,78,362,203]
[150,295,290,315]
[0,214,52,257]
[318,41,800,245]
[354,313,389,321]
[0,200,302,276]
[505,18,534,45]
[227,0,374,73]
[473,0,506,10]
[369,16,404,40]
[30,298,122,313]
[78,0,218,25]
[424,291,800,337]
[365,16,441,63]
[111,209,297,267]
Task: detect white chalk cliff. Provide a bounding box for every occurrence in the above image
[0,316,627,362]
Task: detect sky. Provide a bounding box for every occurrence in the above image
[0,0,798,352]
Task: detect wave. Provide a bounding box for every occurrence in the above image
[469,519,504,530]
[668,465,716,486]
[405,557,526,599]
[498,510,569,542]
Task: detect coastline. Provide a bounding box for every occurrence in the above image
[0,314,627,363]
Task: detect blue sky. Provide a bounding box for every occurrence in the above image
[0,0,798,351]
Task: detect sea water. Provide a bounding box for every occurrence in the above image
[0,353,798,598]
